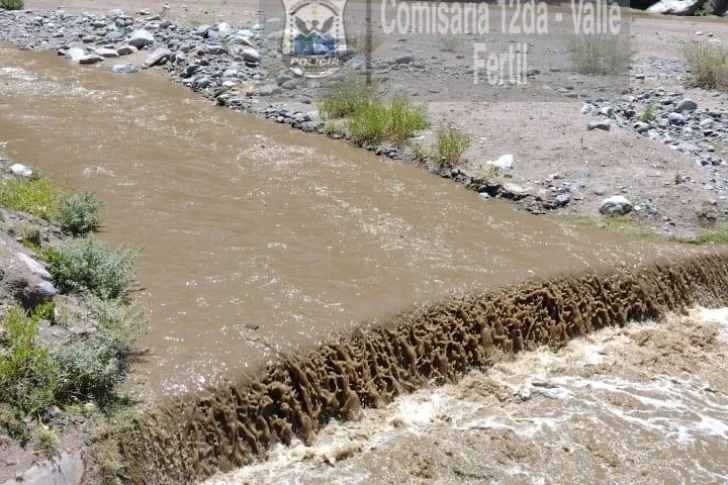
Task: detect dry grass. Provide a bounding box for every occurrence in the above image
[567,34,634,75]
[682,42,728,90]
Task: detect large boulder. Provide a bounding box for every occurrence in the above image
[712,0,728,15]
[646,0,703,14]
[599,195,633,216]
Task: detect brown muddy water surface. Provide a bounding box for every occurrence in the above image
[0,44,699,398]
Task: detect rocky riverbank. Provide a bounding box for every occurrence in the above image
[0,159,143,483]
[2,7,728,240]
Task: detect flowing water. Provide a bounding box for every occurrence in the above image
[202,307,728,485]
[0,44,726,484]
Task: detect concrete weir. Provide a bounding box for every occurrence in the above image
[89,251,728,485]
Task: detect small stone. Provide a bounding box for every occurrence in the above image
[10,163,33,178]
[79,54,104,65]
[675,99,698,112]
[486,154,514,170]
[599,195,633,216]
[128,29,155,49]
[116,45,138,56]
[65,47,85,62]
[395,55,415,65]
[111,64,138,74]
[668,112,685,125]
[95,47,119,58]
[143,48,171,68]
[587,120,611,131]
[242,47,261,65]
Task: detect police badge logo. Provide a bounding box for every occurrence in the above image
[281,0,347,78]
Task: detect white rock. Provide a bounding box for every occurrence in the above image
[65,47,85,62]
[599,195,633,216]
[486,154,514,170]
[17,252,51,280]
[95,47,119,58]
[128,29,154,49]
[647,0,701,14]
[10,163,32,178]
[242,47,261,65]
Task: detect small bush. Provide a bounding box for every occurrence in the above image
[0,0,24,10]
[388,98,430,146]
[0,306,58,418]
[682,42,728,90]
[59,192,101,236]
[319,78,376,118]
[639,101,657,123]
[53,297,143,408]
[567,34,633,75]
[45,237,137,300]
[347,102,391,146]
[0,177,65,221]
[695,2,713,16]
[439,36,463,53]
[346,34,384,56]
[433,124,471,169]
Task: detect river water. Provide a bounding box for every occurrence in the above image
[1,44,725,484]
[0,44,672,397]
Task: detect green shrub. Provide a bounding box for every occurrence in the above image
[438,35,463,53]
[347,102,391,146]
[319,78,376,118]
[0,0,24,10]
[59,192,101,236]
[433,124,471,169]
[695,1,713,15]
[567,34,633,75]
[0,177,65,221]
[0,306,58,418]
[53,297,143,408]
[639,101,657,123]
[682,42,728,90]
[45,237,137,300]
[388,97,430,146]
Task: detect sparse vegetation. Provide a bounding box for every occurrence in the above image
[438,35,463,53]
[639,100,658,123]
[0,306,58,423]
[346,97,429,147]
[695,1,713,16]
[691,224,728,244]
[674,172,684,184]
[387,98,430,145]
[319,77,376,118]
[181,17,204,29]
[0,177,66,221]
[37,425,60,459]
[433,124,472,170]
[59,192,101,236]
[0,0,24,10]
[682,42,728,90]
[345,34,384,56]
[44,237,137,301]
[567,34,634,75]
[53,296,143,408]
[347,102,391,146]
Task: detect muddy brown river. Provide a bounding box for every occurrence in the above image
[0,44,694,397]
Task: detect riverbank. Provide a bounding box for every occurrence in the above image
[1,5,728,239]
[0,159,144,483]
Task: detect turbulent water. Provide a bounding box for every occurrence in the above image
[203,307,728,485]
